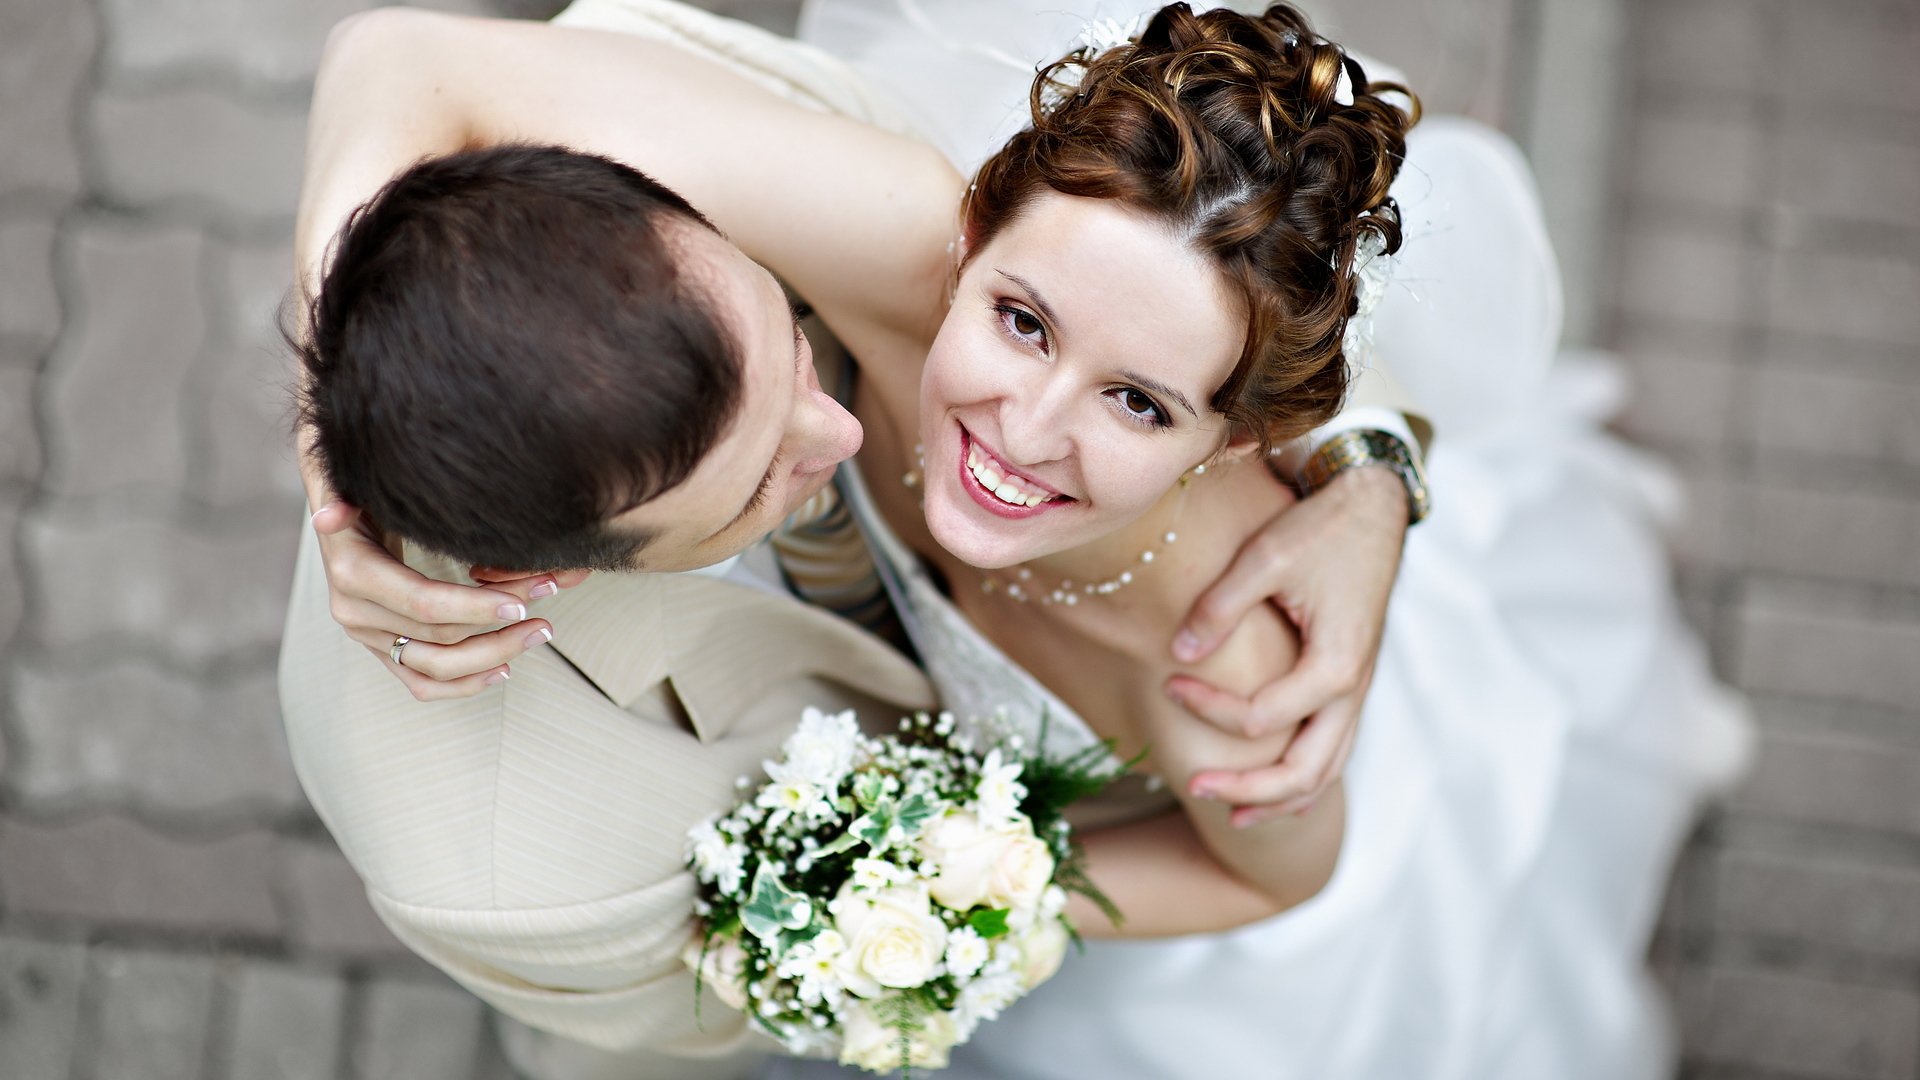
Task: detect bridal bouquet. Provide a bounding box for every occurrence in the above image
[683,708,1123,1074]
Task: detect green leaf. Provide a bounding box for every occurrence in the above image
[814,830,862,858]
[966,908,1011,939]
[740,865,813,943]
[852,804,896,850]
[853,771,887,808]
[894,792,935,836]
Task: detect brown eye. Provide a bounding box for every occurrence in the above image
[1010,309,1043,337]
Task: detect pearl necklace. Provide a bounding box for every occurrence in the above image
[903,443,1202,606]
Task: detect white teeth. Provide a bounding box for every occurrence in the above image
[967,439,1054,508]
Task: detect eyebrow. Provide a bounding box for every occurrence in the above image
[996,270,1200,421]
[995,270,1064,332]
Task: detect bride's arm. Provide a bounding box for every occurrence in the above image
[298,7,958,377]
[1064,788,1344,938]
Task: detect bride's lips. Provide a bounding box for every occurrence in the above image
[956,427,1071,521]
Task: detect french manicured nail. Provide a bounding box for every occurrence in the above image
[528,580,559,600]
[484,669,510,686]
[524,626,553,648]
[496,602,528,622]
[308,501,335,524]
[1173,630,1202,661]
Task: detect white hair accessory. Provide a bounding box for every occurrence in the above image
[1333,61,1356,107]
[1076,14,1146,55]
[1343,227,1392,361]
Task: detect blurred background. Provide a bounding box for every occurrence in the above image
[0,0,1914,1077]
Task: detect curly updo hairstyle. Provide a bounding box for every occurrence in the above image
[964,3,1418,447]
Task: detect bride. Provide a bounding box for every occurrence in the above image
[295,1,1749,1076]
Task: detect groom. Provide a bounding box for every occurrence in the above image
[281,6,1425,1079]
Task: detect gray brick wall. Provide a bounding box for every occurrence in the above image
[0,0,1912,1077]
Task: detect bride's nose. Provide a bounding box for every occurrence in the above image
[995,379,1075,468]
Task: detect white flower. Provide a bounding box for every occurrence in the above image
[1040,884,1068,919]
[828,884,950,997]
[850,856,911,892]
[973,749,1028,828]
[775,930,848,1007]
[944,926,989,979]
[686,818,748,896]
[839,1001,961,1072]
[680,933,751,1011]
[757,778,827,830]
[1013,917,1071,989]
[770,707,862,789]
[919,812,1056,913]
[952,968,1025,1038]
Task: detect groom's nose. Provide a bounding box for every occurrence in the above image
[791,386,863,476]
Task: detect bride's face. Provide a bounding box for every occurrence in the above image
[919,192,1247,570]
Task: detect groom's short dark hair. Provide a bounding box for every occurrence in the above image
[294,144,742,571]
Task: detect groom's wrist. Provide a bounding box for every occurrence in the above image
[1299,429,1429,527]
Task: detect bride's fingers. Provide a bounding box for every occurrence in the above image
[359,643,512,703]
[345,620,551,686]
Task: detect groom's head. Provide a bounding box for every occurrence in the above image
[297,145,860,573]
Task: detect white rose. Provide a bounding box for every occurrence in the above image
[1014,917,1070,989]
[839,1002,961,1072]
[920,812,1051,912]
[681,933,750,1011]
[830,884,950,997]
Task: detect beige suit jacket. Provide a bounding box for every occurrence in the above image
[278,528,935,1062]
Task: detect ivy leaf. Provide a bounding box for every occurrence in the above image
[967,907,1011,939]
[740,865,813,943]
[852,803,897,850]
[814,830,862,858]
[853,771,887,809]
[894,792,935,837]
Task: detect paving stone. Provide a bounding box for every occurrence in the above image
[1749,364,1920,470]
[1614,324,1741,450]
[23,505,298,669]
[42,223,206,498]
[1635,0,1765,97]
[281,840,412,960]
[1740,484,1920,590]
[1730,727,1920,835]
[1626,110,1760,213]
[85,947,217,1080]
[0,0,96,201]
[0,815,281,935]
[0,215,62,357]
[1712,848,1920,960]
[0,936,87,1080]
[0,366,42,485]
[91,87,308,222]
[351,975,484,1080]
[197,238,304,506]
[1771,1,1920,114]
[100,0,377,85]
[1766,249,1920,350]
[1686,965,1920,1079]
[1616,227,1752,327]
[222,961,347,1080]
[1738,582,1920,715]
[0,497,21,665]
[1770,128,1920,233]
[10,660,302,815]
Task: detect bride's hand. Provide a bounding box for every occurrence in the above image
[1165,465,1409,828]
[300,442,587,700]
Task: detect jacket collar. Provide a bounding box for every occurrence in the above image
[538,568,935,742]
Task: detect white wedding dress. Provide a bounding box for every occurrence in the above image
[753,3,1753,1079]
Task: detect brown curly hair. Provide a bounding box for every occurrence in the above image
[963,3,1419,447]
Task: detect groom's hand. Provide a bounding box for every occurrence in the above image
[302,440,589,700]
[1166,466,1408,828]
